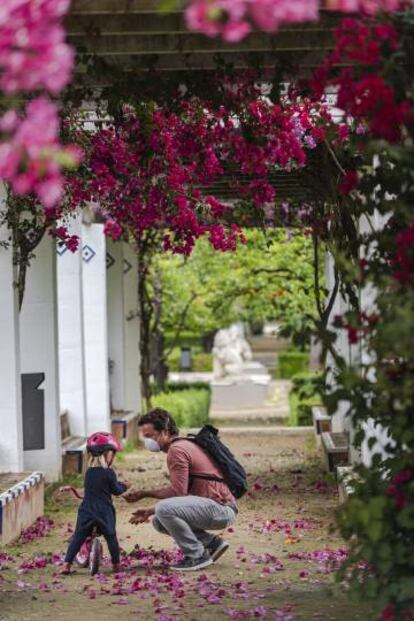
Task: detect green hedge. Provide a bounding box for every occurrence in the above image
[166,348,212,372]
[152,387,210,429]
[155,381,211,394]
[277,351,310,379]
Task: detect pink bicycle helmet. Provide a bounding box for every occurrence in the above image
[87,431,123,456]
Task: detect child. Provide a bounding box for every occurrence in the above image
[61,431,128,574]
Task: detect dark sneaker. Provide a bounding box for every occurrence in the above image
[170,551,213,572]
[207,537,230,562]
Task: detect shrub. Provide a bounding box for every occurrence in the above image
[166,347,212,372]
[152,387,210,429]
[289,372,324,426]
[192,353,213,372]
[277,351,310,379]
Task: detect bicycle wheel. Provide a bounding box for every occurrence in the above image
[89,537,102,576]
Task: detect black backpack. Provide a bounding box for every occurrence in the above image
[174,424,248,499]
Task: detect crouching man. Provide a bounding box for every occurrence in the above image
[124,408,238,572]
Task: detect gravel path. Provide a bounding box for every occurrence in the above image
[0,431,366,621]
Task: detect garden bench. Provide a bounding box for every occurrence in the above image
[321,431,350,472]
[312,405,332,446]
[61,411,87,475]
[111,410,139,448]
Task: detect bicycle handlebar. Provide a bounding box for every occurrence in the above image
[59,485,84,500]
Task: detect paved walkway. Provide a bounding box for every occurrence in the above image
[0,430,366,620]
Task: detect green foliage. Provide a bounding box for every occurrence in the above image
[152,386,210,429]
[278,351,310,379]
[166,347,212,372]
[157,229,321,349]
[315,13,414,618]
[153,380,211,394]
[289,372,323,426]
[164,331,202,349]
[336,465,414,616]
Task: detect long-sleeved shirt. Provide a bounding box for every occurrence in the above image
[75,467,127,536]
[165,439,236,506]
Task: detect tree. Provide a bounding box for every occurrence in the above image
[157,229,321,350]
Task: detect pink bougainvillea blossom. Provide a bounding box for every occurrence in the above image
[19,516,54,544]
[393,222,414,285]
[0,98,82,208]
[185,0,412,41]
[0,0,78,210]
[0,0,74,94]
[72,96,335,253]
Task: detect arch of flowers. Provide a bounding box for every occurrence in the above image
[1,2,414,619]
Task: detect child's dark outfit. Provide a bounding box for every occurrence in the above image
[65,467,127,565]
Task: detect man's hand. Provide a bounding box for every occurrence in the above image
[123,489,147,503]
[129,508,154,525]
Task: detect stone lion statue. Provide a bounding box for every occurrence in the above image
[212,323,253,378]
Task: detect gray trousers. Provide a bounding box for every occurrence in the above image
[153,495,236,559]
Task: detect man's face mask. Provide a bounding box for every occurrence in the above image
[144,437,161,452]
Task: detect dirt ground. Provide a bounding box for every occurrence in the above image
[0,431,368,621]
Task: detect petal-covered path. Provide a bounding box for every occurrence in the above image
[0,430,366,621]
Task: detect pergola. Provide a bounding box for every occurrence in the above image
[65,1,339,203]
[66,1,337,79]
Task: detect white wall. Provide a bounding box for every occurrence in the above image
[0,186,23,472]
[20,236,61,481]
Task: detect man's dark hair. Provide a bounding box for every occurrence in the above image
[138,408,179,436]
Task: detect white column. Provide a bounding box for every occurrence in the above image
[106,240,141,413]
[57,216,87,437]
[325,252,352,434]
[82,223,110,432]
[0,186,23,472]
[122,243,141,412]
[20,236,61,481]
[359,212,391,466]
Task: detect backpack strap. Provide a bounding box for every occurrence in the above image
[189,473,225,483]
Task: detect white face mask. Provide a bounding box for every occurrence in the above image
[144,437,161,452]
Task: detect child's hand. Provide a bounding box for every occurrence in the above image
[129,508,154,525]
[120,481,131,490]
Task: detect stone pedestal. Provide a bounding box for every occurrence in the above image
[211,375,271,411]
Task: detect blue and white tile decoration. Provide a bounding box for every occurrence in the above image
[82,244,96,263]
[0,472,44,508]
[56,240,68,256]
[123,259,132,274]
